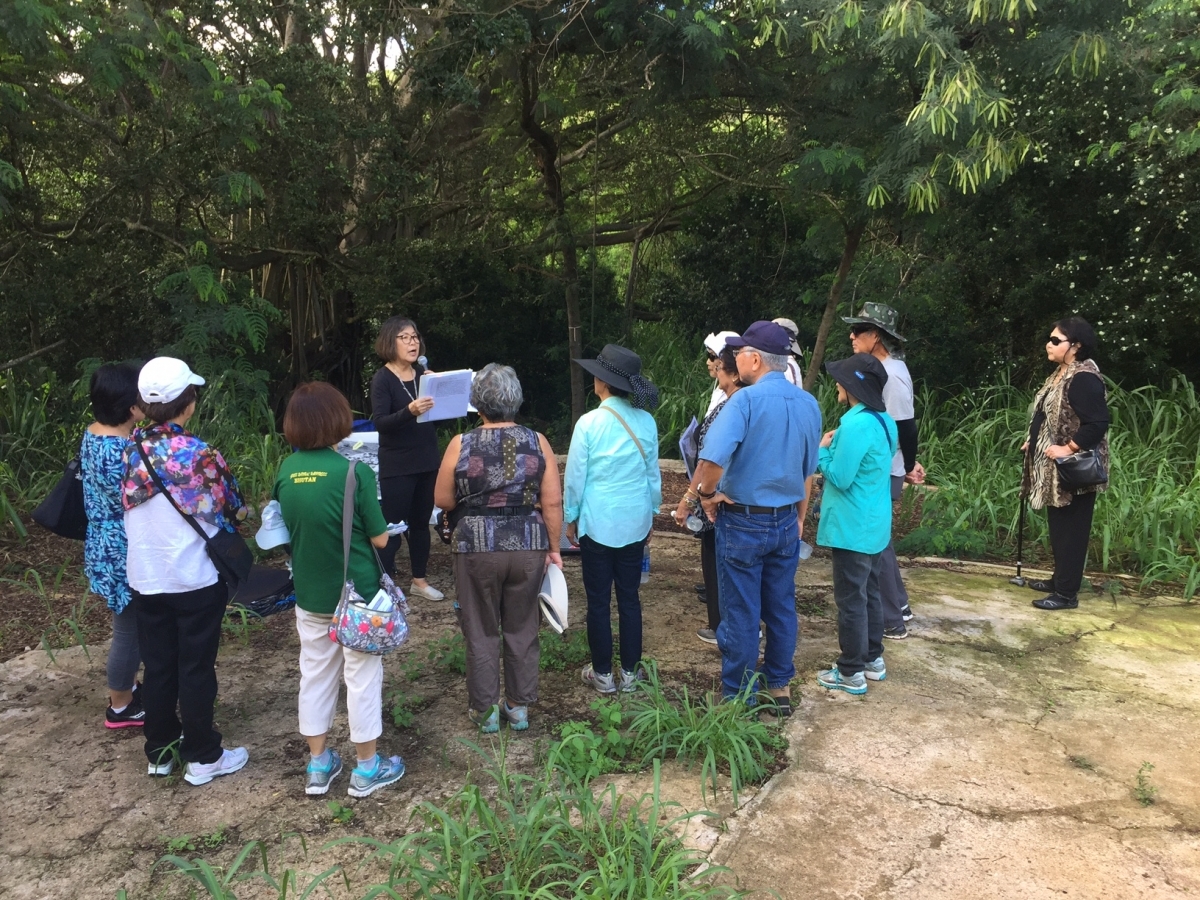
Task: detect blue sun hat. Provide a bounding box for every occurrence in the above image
[825,352,888,412]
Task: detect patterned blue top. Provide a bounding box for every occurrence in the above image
[80,431,132,613]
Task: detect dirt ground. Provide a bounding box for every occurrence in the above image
[2,515,1198,899]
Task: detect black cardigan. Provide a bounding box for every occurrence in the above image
[370,365,440,476]
[1029,371,1109,451]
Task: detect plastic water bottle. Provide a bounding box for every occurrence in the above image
[640,544,651,584]
[798,539,814,560]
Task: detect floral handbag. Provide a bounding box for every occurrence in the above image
[329,465,409,655]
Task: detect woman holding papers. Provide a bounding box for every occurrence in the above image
[370,316,444,601]
[434,364,563,733]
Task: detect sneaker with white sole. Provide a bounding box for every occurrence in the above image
[147,757,176,777]
[900,606,914,622]
[408,582,445,601]
[347,754,405,798]
[618,668,641,693]
[884,624,908,640]
[581,664,616,694]
[305,749,343,796]
[184,747,249,786]
[696,628,718,645]
[863,657,887,681]
[816,667,868,695]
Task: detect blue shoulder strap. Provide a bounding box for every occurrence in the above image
[863,409,896,455]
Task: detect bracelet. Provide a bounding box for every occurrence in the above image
[697,487,716,499]
[684,488,699,500]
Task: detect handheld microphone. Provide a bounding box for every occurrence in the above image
[418,355,428,368]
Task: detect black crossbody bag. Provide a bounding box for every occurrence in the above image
[134,441,253,591]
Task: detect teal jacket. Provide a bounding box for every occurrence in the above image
[816,404,898,554]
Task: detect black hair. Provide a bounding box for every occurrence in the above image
[718,347,743,381]
[1052,316,1098,361]
[89,363,142,426]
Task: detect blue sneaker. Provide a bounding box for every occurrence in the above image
[347,754,405,798]
[500,701,529,731]
[305,749,343,796]
[816,667,867,695]
[864,657,886,682]
[469,705,500,734]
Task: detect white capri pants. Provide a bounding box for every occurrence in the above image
[295,607,383,744]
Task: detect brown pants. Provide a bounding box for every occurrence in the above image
[454,549,544,710]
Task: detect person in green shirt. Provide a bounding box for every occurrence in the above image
[274,382,406,799]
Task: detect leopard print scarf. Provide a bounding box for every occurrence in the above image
[1024,358,1108,510]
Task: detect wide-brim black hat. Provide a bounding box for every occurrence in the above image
[574,344,643,392]
[574,344,659,410]
[825,353,888,413]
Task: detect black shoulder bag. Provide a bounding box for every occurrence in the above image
[32,456,88,540]
[134,441,253,591]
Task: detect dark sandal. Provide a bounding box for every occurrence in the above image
[762,694,793,718]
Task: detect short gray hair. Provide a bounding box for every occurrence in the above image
[756,350,789,372]
[471,363,523,421]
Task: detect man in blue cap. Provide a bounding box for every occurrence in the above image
[693,321,822,714]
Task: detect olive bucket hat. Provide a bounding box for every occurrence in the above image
[842,302,906,342]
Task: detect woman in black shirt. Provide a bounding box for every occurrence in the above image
[1020,317,1110,611]
[370,317,444,601]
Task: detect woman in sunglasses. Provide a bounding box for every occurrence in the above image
[1020,317,1110,611]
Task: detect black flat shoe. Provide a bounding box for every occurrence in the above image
[1026,579,1055,592]
[1032,594,1078,611]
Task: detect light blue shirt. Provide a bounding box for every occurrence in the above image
[816,404,898,554]
[699,371,821,507]
[564,397,662,548]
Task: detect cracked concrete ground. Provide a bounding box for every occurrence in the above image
[709,562,1200,899]
[1,545,1197,898]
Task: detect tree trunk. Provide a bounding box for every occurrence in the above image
[803,222,864,391]
[519,53,586,423]
[623,230,642,343]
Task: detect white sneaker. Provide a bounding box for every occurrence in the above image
[184,747,249,786]
[147,758,175,777]
[581,664,616,694]
[409,582,445,601]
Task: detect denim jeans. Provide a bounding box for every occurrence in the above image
[715,508,800,698]
[831,548,884,676]
[580,535,644,675]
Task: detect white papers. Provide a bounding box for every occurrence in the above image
[416,369,473,423]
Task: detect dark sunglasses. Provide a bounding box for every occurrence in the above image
[705,352,719,361]
[1047,335,1070,346]
[850,325,875,337]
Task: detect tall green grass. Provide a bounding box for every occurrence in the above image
[910,373,1200,596]
[631,322,714,459]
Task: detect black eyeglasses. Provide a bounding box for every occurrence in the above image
[850,326,875,337]
[1047,335,1068,346]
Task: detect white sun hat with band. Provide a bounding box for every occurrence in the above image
[138,357,205,404]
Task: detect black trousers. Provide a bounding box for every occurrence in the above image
[379,470,437,580]
[580,535,644,676]
[1046,491,1097,600]
[132,580,227,765]
[700,529,721,631]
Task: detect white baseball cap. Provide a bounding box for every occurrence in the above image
[255,500,292,550]
[772,318,804,356]
[703,331,739,357]
[139,357,205,404]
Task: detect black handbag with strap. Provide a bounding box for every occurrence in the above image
[32,457,88,540]
[1054,449,1108,489]
[134,440,253,591]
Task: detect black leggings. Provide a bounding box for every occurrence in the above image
[1046,491,1097,600]
[379,471,437,580]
